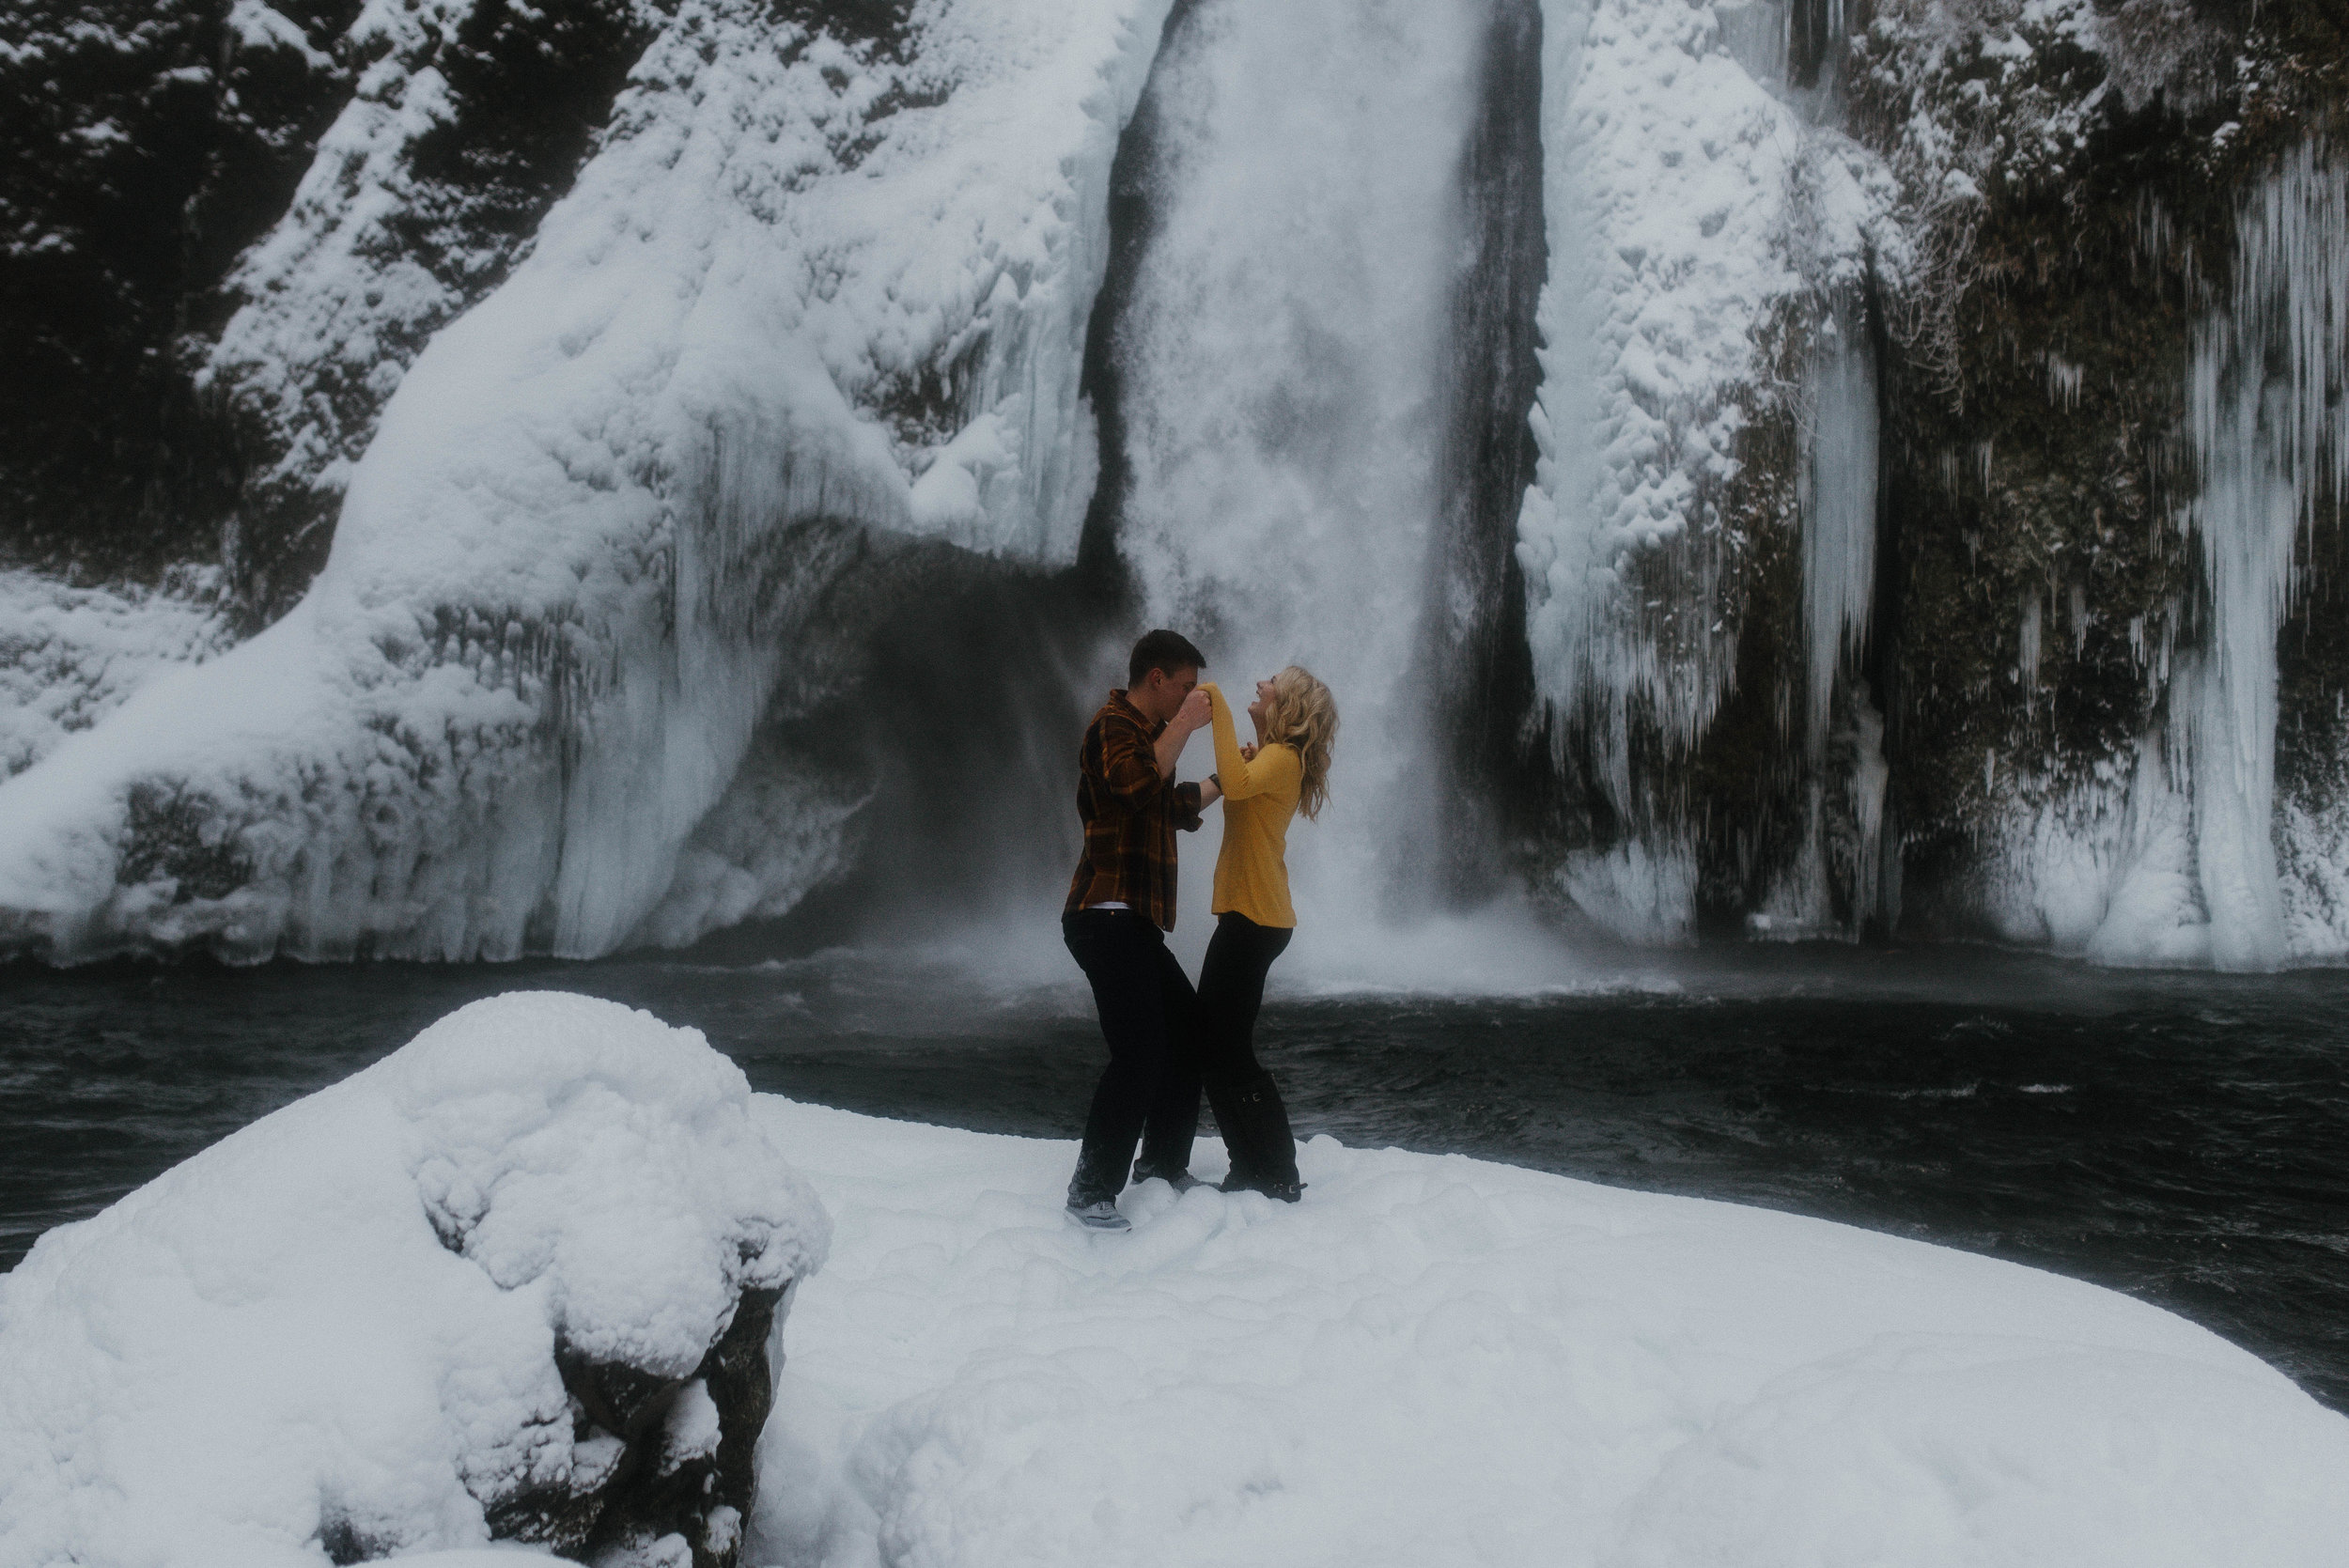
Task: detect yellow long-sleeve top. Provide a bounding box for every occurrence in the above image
[1202,683,1302,929]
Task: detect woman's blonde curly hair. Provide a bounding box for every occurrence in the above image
[1260,665,1338,820]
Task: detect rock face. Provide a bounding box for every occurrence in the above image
[1489,0,2349,962]
[0,992,831,1568]
[0,0,674,627]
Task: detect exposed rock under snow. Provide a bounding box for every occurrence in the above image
[0,992,828,1568]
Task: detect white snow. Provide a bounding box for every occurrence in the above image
[750,1095,2349,1568]
[8,993,2348,1566]
[203,0,521,505]
[0,992,827,1568]
[0,0,1172,962]
[0,567,232,781]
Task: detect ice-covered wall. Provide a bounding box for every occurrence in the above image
[1938,138,2344,972]
[1517,0,1898,939]
[0,0,1173,962]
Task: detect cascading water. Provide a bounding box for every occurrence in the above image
[2184,140,2346,971]
[1104,0,1489,941]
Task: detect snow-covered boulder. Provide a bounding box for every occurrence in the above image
[0,992,829,1568]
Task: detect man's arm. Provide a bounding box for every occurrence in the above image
[1152,688,1211,778]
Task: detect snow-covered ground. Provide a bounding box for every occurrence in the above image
[757,1098,2349,1568]
[6,989,2347,1566]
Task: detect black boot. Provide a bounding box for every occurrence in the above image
[1210,1069,1303,1202]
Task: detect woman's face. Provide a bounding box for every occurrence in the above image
[1248,678,1277,725]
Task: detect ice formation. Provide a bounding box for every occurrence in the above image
[0,568,232,782]
[1517,0,1899,938]
[0,992,829,1568]
[1108,0,1487,925]
[0,0,1173,962]
[1974,138,2346,970]
[2191,141,2347,969]
[751,1094,2349,1568]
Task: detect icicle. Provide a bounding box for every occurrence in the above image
[1799,295,1880,753]
[2183,138,2347,970]
[2017,589,2042,716]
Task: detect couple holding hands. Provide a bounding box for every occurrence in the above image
[1060,629,1340,1231]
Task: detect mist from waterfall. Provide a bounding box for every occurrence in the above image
[2185,140,2346,971]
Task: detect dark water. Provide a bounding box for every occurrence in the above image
[5,943,2346,1411]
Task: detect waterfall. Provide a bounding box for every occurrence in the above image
[2185,140,2347,971]
[1106,0,1488,933]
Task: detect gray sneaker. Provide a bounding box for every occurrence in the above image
[1066,1199,1130,1232]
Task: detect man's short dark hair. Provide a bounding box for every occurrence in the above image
[1128,629,1206,688]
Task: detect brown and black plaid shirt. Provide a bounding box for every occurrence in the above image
[1064,690,1203,931]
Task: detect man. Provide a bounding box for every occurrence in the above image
[1061,629,1226,1231]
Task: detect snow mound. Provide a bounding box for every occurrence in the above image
[0,0,1171,963]
[752,1098,2349,1568]
[0,992,828,1568]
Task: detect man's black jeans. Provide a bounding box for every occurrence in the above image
[1064,908,1205,1205]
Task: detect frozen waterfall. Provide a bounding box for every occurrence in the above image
[1516,0,1895,939]
[2185,140,2347,970]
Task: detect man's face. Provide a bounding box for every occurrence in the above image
[1132,664,1198,724]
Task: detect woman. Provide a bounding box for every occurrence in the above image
[1196,666,1337,1202]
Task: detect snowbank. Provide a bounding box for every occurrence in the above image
[753,1097,2349,1568]
[0,992,828,1568]
[0,0,1172,963]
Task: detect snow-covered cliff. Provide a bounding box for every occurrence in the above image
[2,0,2346,967]
[0,0,1169,961]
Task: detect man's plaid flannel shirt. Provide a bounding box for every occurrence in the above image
[1064,690,1204,931]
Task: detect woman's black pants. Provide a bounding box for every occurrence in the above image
[1197,911,1299,1191]
[1064,909,1206,1205]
